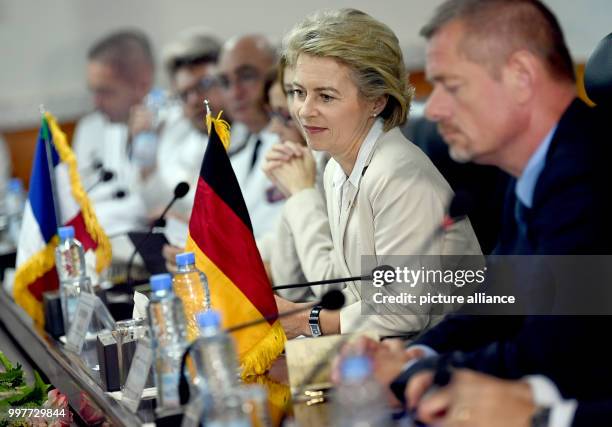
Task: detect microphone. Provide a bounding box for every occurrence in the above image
[178,290,346,404]
[417,190,473,255]
[271,265,401,292]
[125,181,190,285]
[90,159,103,171]
[86,169,115,192]
[152,181,190,228]
[272,274,369,291]
[226,289,344,333]
[114,189,127,199]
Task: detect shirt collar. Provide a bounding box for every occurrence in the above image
[333,118,384,190]
[515,124,557,208]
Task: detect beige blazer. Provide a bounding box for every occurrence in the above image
[275,127,482,336]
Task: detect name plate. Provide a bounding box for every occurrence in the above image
[122,337,154,413]
[64,292,98,353]
[64,292,116,354]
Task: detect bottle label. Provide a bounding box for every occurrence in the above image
[161,373,180,407]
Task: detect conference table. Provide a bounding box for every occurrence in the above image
[0,289,331,426]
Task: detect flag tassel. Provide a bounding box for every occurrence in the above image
[240,320,286,378]
[206,111,231,151]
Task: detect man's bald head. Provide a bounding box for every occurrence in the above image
[221,34,277,67]
[218,34,277,131]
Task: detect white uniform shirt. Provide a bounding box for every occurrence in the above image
[229,123,283,239]
[72,112,147,236]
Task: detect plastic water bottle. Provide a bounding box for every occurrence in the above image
[172,252,211,341]
[147,273,188,412]
[333,355,393,427]
[132,89,165,168]
[5,178,25,246]
[55,226,92,331]
[193,310,249,427]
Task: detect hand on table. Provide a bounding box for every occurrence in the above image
[415,369,536,427]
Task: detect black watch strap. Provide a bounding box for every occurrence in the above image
[309,305,323,337]
[531,407,551,427]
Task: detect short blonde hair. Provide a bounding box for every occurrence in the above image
[282,8,413,131]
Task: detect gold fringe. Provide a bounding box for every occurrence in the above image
[205,111,231,151]
[245,375,291,425]
[13,237,59,326]
[240,320,287,378]
[44,112,112,272]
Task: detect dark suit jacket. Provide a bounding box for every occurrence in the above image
[572,400,612,426]
[402,99,612,402]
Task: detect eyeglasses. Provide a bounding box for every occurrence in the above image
[177,76,219,103]
[268,110,294,127]
[218,67,262,90]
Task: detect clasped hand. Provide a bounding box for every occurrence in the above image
[262,141,317,197]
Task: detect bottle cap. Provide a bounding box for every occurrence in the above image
[8,178,23,193]
[341,355,372,381]
[196,310,221,328]
[176,252,195,267]
[150,273,173,292]
[147,88,165,107]
[57,226,75,241]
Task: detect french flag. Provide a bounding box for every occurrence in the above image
[12,113,111,326]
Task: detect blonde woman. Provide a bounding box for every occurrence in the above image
[266,9,481,338]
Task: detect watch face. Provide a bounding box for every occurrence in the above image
[310,324,321,337]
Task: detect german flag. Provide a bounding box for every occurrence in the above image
[185,111,286,377]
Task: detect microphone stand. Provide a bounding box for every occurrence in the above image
[272,274,370,291]
[86,170,114,193]
[125,182,190,286]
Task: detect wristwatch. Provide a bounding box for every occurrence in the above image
[531,407,551,427]
[309,305,323,337]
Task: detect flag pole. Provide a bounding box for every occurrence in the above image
[39,105,62,229]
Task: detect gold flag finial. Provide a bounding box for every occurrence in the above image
[203,99,231,151]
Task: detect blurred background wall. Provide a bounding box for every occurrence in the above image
[0,0,610,130]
